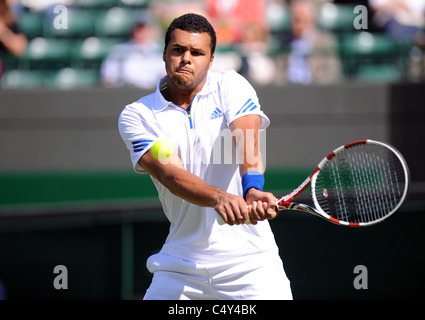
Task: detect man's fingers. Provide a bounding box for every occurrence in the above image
[216,194,276,226]
[246,200,278,222]
[241,204,250,222]
[221,198,250,225]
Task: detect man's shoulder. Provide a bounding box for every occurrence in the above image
[209,69,242,83]
[119,92,159,124]
[208,70,250,94]
[208,70,256,99]
[125,91,157,111]
[137,91,158,107]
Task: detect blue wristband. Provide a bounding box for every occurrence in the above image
[242,171,265,199]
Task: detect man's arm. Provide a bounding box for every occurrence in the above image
[137,150,249,225]
[229,115,277,224]
[137,114,276,226]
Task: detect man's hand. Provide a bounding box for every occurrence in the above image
[245,188,277,225]
[214,192,250,226]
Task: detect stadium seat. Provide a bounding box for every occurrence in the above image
[48,68,99,89]
[0,50,18,69]
[355,64,401,82]
[95,7,138,38]
[118,0,151,8]
[266,2,290,34]
[341,32,398,57]
[340,32,401,78]
[1,69,47,89]
[21,37,73,64]
[317,3,357,33]
[76,0,118,9]
[72,37,122,65]
[17,11,44,39]
[44,9,96,38]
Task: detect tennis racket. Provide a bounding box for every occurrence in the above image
[220,139,410,227]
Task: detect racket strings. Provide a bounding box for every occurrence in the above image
[355,152,394,222]
[315,144,406,224]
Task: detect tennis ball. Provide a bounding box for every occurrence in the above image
[151,138,174,161]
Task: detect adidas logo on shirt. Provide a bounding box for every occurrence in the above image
[210,107,224,120]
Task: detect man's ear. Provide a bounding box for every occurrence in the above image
[209,53,215,70]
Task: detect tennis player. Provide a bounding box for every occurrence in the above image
[118,13,292,300]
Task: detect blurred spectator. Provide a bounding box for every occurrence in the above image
[0,0,27,57]
[0,0,28,78]
[150,0,207,33]
[369,1,425,81]
[237,22,276,85]
[369,0,425,40]
[277,0,341,84]
[100,12,165,89]
[205,0,267,47]
[205,0,276,85]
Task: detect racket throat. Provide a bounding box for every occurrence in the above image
[280,176,312,203]
[277,201,319,215]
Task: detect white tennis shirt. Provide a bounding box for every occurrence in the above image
[118,70,280,262]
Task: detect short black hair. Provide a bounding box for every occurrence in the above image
[164,13,217,56]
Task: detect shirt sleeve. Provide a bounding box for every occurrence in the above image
[118,103,157,173]
[221,70,270,130]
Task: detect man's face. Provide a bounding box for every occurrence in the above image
[163,29,214,92]
[291,2,315,38]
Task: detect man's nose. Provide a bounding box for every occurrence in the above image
[182,51,191,63]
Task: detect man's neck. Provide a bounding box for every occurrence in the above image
[161,76,207,110]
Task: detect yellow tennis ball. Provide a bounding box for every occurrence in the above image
[151,138,174,160]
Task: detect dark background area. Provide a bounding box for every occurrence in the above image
[0,204,424,300]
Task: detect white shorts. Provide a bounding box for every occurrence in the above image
[143,251,292,300]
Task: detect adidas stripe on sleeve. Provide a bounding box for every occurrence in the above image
[222,71,270,130]
[234,98,258,116]
[118,103,157,173]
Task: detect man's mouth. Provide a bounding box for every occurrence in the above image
[176,68,192,75]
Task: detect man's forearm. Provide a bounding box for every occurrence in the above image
[230,115,264,177]
[138,151,248,224]
[139,152,226,208]
[157,164,226,208]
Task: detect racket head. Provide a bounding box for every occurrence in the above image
[311,140,410,226]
